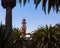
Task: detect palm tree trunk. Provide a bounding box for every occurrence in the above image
[5,7,12,32]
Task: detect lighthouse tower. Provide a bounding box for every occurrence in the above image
[21,19,26,36]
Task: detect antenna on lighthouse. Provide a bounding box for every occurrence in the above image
[21,18,26,36]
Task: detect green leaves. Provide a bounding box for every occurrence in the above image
[0,23,60,48]
[34,0,41,9]
[23,0,27,6]
[1,0,60,14]
[0,25,21,48]
[19,0,22,7]
[1,0,16,9]
[42,0,47,14]
[32,24,60,48]
[19,0,30,6]
[34,0,60,14]
[2,0,60,14]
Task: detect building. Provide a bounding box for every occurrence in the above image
[21,19,26,36]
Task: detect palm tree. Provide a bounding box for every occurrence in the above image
[0,24,21,48]
[34,0,60,14]
[1,0,16,32]
[32,25,59,48]
[54,24,60,48]
[32,26,46,48]
[19,0,60,14]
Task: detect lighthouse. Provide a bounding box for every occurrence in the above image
[21,19,26,36]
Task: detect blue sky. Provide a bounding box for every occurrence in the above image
[0,0,60,33]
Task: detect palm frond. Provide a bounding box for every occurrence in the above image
[23,0,27,6]
[42,0,47,14]
[34,0,41,9]
[55,0,59,13]
[19,0,22,7]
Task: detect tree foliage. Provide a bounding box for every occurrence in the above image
[0,24,21,48]
[1,0,60,14]
[0,23,60,48]
[32,24,60,48]
[19,0,60,14]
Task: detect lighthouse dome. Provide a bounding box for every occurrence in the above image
[22,19,26,21]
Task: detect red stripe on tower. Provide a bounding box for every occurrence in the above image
[21,19,26,36]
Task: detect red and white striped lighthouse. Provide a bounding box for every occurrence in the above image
[21,19,26,36]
